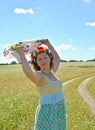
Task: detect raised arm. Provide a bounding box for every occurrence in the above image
[43,39,60,72]
[16,46,46,86]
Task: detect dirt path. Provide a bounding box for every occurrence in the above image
[63,76,95,117]
[62,77,79,86]
[78,76,95,116]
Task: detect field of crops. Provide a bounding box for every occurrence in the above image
[0,62,95,130]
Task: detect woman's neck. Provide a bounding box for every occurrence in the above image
[41,68,51,75]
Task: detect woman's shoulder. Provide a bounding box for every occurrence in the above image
[35,71,47,87]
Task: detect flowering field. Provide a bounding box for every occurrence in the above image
[0,62,95,130]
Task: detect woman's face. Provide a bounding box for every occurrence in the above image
[37,53,50,69]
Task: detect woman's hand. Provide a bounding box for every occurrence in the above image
[16,45,24,56]
[42,39,49,46]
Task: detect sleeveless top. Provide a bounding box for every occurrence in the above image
[36,74,64,105]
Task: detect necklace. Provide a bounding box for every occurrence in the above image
[41,71,57,81]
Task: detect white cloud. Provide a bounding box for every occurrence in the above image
[55,44,75,51]
[85,22,95,27]
[0,54,3,59]
[14,8,34,14]
[27,8,34,14]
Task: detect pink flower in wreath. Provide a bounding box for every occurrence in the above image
[43,122,47,126]
[45,107,48,112]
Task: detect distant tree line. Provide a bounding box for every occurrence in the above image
[0,61,17,65]
[0,58,95,65]
[86,58,95,62]
[60,58,95,62]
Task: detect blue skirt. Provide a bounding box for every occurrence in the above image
[34,100,66,130]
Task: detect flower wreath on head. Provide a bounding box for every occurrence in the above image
[31,44,53,63]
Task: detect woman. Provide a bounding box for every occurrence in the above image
[16,39,66,130]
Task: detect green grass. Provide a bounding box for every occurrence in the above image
[86,77,95,98]
[57,62,95,82]
[63,77,95,130]
[0,90,38,130]
[0,62,95,130]
[0,64,39,130]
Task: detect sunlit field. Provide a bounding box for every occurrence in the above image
[86,77,95,98]
[0,62,95,130]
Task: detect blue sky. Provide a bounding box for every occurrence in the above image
[0,0,95,63]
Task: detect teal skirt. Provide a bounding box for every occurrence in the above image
[34,100,66,130]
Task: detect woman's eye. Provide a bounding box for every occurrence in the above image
[38,56,48,61]
[39,58,42,61]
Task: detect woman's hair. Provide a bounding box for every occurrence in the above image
[31,44,54,71]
